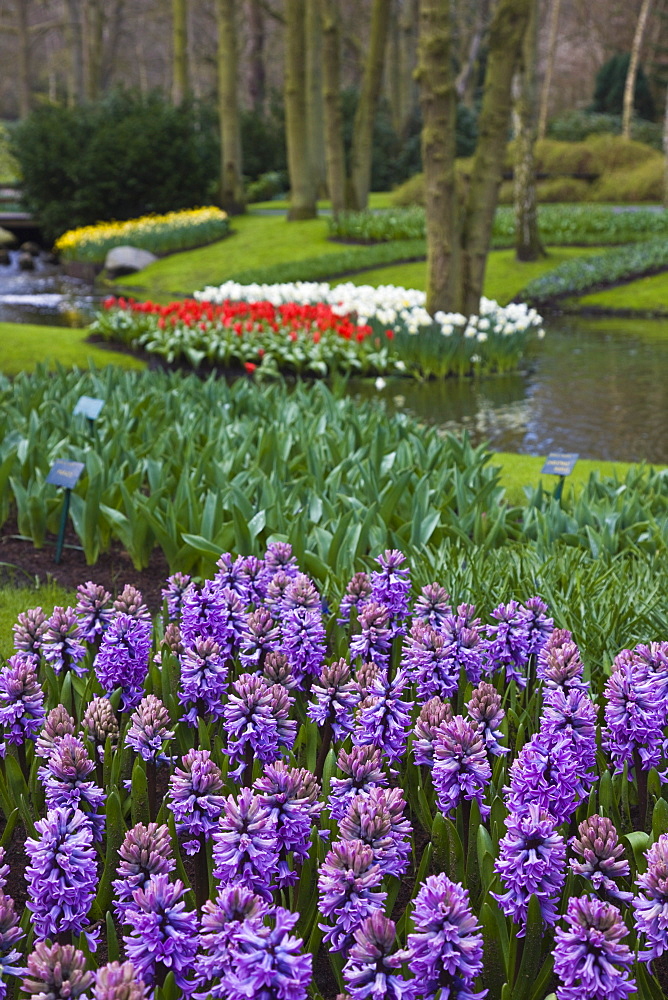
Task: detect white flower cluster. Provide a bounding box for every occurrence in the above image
[193,281,544,340]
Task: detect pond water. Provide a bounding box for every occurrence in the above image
[2,257,668,464]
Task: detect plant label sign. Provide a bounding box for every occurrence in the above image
[541,452,579,476]
[73,395,105,420]
[46,460,85,489]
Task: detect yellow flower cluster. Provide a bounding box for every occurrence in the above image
[54,207,228,256]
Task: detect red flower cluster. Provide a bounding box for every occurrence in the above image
[103,296,374,344]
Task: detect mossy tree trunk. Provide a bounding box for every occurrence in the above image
[171,0,189,105]
[65,0,85,106]
[247,0,266,115]
[459,0,531,315]
[345,0,392,211]
[285,0,317,219]
[306,0,327,198]
[455,0,492,107]
[417,0,459,314]
[83,0,104,102]
[216,0,245,215]
[15,0,31,118]
[513,0,544,262]
[537,0,561,140]
[622,0,654,140]
[321,0,347,216]
[663,81,668,208]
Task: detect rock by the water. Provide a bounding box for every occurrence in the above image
[20,240,41,256]
[0,226,15,247]
[104,245,158,278]
[18,251,35,270]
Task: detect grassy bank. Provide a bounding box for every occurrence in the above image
[0,322,146,377]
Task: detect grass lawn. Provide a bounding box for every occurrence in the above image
[0,582,76,660]
[0,322,146,377]
[576,269,668,313]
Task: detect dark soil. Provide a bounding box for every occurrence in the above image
[0,515,170,611]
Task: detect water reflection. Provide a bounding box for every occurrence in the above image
[351,317,668,465]
[0,250,97,326]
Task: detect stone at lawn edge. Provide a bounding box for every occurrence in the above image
[0,226,15,247]
[104,245,159,278]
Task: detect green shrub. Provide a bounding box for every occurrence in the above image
[536,177,590,202]
[591,52,655,121]
[391,173,425,207]
[547,109,663,149]
[591,157,663,203]
[10,90,220,243]
[245,171,288,203]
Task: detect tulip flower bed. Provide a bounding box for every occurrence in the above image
[90,281,544,378]
[53,208,230,264]
[0,544,667,1000]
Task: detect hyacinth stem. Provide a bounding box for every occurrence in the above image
[634,750,648,830]
[195,834,208,910]
[513,933,525,988]
[461,797,471,861]
[243,745,254,787]
[17,741,28,783]
[147,759,157,821]
[315,717,333,782]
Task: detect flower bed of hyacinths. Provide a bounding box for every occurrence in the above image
[90,281,544,378]
[0,545,667,1000]
[53,208,230,264]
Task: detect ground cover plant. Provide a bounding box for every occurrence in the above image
[0,542,667,999]
[91,282,543,379]
[54,208,230,265]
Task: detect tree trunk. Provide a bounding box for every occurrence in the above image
[346,0,392,210]
[622,0,654,140]
[306,0,327,198]
[172,0,189,105]
[216,0,245,215]
[247,0,266,115]
[397,0,419,136]
[285,0,317,219]
[321,0,347,216]
[513,0,544,262]
[65,0,86,105]
[15,0,31,117]
[83,0,104,101]
[455,0,491,107]
[459,0,531,315]
[417,0,459,314]
[537,0,561,140]
[663,81,668,208]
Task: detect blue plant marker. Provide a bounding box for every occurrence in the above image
[73,395,104,435]
[46,460,84,563]
[541,452,578,502]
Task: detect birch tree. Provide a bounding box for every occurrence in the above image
[622,0,654,139]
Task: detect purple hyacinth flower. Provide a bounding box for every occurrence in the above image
[0,889,25,995]
[178,637,229,726]
[238,555,267,606]
[339,786,412,877]
[338,572,372,627]
[12,607,47,662]
[353,669,413,763]
[161,573,193,622]
[505,730,592,826]
[521,596,553,656]
[94,961,146,1000]
[329,745,389,822]
[432,715,491,820]
[603,652,664,776]
[493,804,567,934]
[485,600,531,687]
[238,608,281,670]
[371,550,411,630]
[214,552,248,600]
[350,602,393,668]
[94,613,151,711]
[412,583,452,630]
[318,839,387,953]
[181,580,241,651]
[413,697,453,767]
[262,541,300,582]
[228,906,312,1000]
[633,832,668,963]
[35,703,74,759]
[24,807,98,947]
[22,943,93,1000]
[343,912,414,1000]
[75,582,112,642]
[195,886,269,995]
[540,687,597,770]
[570,814,631,904]
[38,733,105,840]
[554,896,635,1000]
[113,584,150,622]
[123,874,198,994]
[81,695,119,760]
[403,621,458,701]
[254,762,322,886]
[223,673,293,766]
[441,604,486,687]
[168,749,226,854]
[537,628,587,690]
[212,787,279,900]
[125,694,174,763]
[407,873,485,1000]
[466,681,508,756]
[264,572,292,615]
[308,658,357,738]
[281,606,326,682]
[263,651,298,690]
[112,822,176,919]
[0,654,45,756]
[282,573,321,611]
[42,606,87,676]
